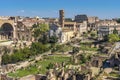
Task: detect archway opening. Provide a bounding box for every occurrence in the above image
[0,23,14,40]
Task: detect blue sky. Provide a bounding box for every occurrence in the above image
[0,0,120,19]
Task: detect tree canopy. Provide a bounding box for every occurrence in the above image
[108,34,119,43]
[2,42,50,65]
[113,28,118,34]
[32,23,49,40]
[72,47,80,54]
[49,36,58,43]
[90,32,96,38]
[116,18,120,23]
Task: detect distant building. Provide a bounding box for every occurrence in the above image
[49,21,88,43]
[97,20,120,40]
[88,16,99,23]
[96,20,117,27]
[60,30,75,43]
[43,18,59,24]
[64,22,76,32]
[59,10,64,27]
[87,17,99,31]
[49,24,62,37]
[49,23,75,43]
[0,16,10,20]
[49,10,88,43]
[64,21,87,35]
[0,16,46,41]
[98,26,120,40]
[75,14,88,23]
[76,21,88,35]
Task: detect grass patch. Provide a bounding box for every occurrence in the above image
[8,55,70,78]
[8,66,38,78]
[80,45,98,51]
[79,42,98,51]
[109,72,120,78]
[52,44,73,53]
[0,40,9,43]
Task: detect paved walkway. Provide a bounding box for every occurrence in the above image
[0,41,13,46]
[108,42,120,58]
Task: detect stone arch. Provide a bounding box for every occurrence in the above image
[0,23,14,40]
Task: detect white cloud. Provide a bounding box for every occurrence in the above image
[17,10,25,13]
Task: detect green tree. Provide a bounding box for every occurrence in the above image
[103,35,108,41]
[1,43,51,64]
[49,36,58,43]
[90,32,96,38]
[38,33,49,44]
[2,54,10,64]
[65,18,73,22]
[113,28,118,34]
[80,54,87,64]
[108,34,119,43]
[32,23,49,41]
[46,63,54,69]
[72,47,80,54]
[116,18,120,23]
[30,42,49,55]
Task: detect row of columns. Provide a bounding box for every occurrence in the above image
[0,34,7,40]
[0,32,13,41]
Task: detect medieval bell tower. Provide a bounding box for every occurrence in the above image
[59,10,64,28]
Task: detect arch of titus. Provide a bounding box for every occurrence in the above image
[0,20,17,41]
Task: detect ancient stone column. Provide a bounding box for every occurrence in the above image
[0,35,1,40]
[73,75,76,80]
[84,74,90,80]
[3,35,5,40]
[5,34,7,40]
[1,35,3,40]
[13,23,17,40]
[64,73,69,80]
[118,66,120,77]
